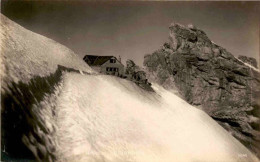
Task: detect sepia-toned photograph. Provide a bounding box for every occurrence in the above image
[1,1,260,161]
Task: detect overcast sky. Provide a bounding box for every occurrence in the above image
[2,1,259,66]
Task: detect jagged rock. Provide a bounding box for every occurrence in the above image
[238,55,258,68]
[125,59,153,91]
[125,59,138,77]
[144,22,260,156]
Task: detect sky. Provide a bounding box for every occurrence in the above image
[1,1,260,66]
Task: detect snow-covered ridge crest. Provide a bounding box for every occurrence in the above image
[0,14,93,84]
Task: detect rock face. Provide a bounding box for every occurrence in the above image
[125,59,153,91]
[144,22,260,156]
[238,55,258,68]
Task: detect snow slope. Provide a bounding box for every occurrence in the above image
[0,14,93,85]
[0,14,92,161]
[53,73,259,162]
[1,14,259,162]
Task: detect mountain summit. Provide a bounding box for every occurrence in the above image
[144,22,260,156]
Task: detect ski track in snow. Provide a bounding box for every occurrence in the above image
[52,73,259,162]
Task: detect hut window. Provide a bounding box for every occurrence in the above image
[110,59,116,63]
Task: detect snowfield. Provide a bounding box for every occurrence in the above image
[0,14,93,84]
[53,73,259,162]
[1,14,259,162]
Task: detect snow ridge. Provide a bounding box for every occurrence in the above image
[0,14,93,84]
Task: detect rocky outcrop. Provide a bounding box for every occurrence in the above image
[238,55,258,68]
[144,22,260,156]
[125,59,153,91]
